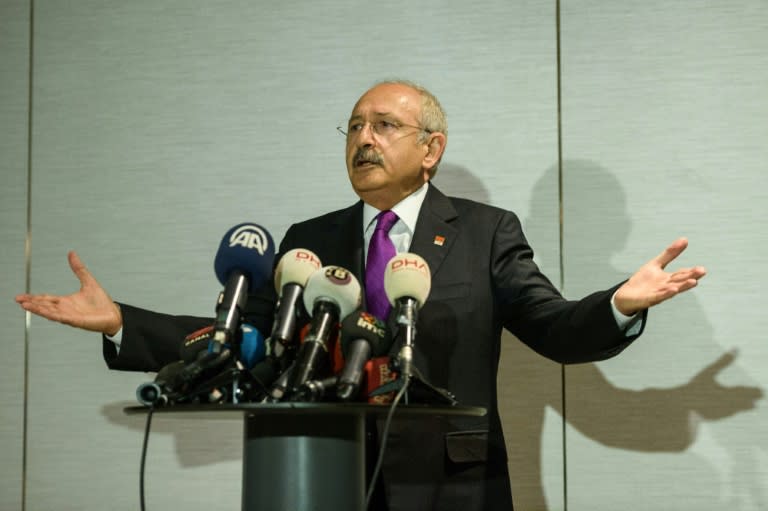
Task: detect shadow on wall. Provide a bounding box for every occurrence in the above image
[439,160,764,509]
[101,160,764,509]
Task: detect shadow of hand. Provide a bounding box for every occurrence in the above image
[686,350,763,420]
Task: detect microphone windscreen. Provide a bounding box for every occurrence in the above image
[340,311,392,358]
[156,360,187,383]
[240,323,267,370]
[214,223,275,291]
[302,266,361,320]
[384,253,431,306]
[273,248,323,292]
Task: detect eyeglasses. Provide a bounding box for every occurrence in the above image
[336,119,431,139]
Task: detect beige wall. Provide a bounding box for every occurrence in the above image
[2,1,765,509]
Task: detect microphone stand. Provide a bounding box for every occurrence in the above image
[369,298,457,406]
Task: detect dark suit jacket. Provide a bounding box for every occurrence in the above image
[104,184,645,511]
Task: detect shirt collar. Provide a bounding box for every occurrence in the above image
[362,182,429,234]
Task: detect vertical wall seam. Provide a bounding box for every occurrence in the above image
[22,1,35,510]
[554,1,568,510]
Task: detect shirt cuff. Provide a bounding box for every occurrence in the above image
[611,291,643,336]
[104,327,123,352]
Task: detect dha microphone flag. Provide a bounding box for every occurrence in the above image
[384,253,431,378]
[384,253,431,308]
[211,223,275,351]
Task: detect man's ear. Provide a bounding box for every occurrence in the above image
[422,132,447,169]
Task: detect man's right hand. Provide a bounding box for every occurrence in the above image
[15,251,123,336]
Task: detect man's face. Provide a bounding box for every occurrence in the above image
[345,83,431,210]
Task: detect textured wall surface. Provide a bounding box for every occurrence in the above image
[3,1,766,510]
[0,1,30,510]
[560,2,767,509]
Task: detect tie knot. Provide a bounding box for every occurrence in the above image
[375,210,399,233]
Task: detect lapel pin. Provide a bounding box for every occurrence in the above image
[433,235,445,246]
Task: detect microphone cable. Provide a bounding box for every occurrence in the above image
[364,376,410,509]
[139,406,155,511]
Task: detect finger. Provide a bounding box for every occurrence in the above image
[19,300,61,321]
[655,237,688,269]
[21,293,61,304]
[658,278,699,301]
[699,350,737,377]
[647,278,697,306]
[669,267,707,284]
[68,250,96,286]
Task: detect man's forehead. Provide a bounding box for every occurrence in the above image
[351,84,420,117]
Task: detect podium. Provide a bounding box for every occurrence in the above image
[125,402,485,511]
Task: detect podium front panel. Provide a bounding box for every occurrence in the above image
[243,412,365,511]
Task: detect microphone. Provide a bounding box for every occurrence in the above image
[239,323,268,370]
[266,361,294,402]
[337,311,392,401]
[383,253,431,379]
[211,223,275,354]
[136,323,267,406]
[299,375,339,401]
[266,323,316,402]
[135,350,224,407]
[180,325,215,363]
[136,361,187,406]
[285,265,361,400]
[269,248,322,357]
[202,323,268,403]
[180,323,267,370]
[372,252,456,405]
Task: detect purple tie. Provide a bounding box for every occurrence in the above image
[366,210,399,320]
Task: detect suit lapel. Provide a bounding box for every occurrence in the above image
[409,184,458,280]
[326,201,365,285]
[321,186,458,300]
[322,188,458,306]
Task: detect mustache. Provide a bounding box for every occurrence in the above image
[353,148,384,166]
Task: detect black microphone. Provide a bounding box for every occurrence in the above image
[179,325,215,363]
[269,248,322,358]
[298,375,339,402]
[139,310,273,406]
[337,311,392,401]
[211,223,275,354]
[136,361,187,406]
[180,323,267,370]
[284,266,361,400]
[267,360,294,402]
[136,354,218,407]
[383,253,431,379]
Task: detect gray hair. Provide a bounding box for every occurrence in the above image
[372,79,448,176]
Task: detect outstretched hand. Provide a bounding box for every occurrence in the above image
[15,251,123,335]
[614,238,707,316]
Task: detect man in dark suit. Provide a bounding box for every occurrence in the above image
[16,80,706,510]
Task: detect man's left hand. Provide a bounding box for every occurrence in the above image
[614,237,707,316]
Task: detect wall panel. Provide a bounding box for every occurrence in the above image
[561,2,768,509]
[0,1,30,510]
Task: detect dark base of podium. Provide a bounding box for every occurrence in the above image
[243,410,366,510]
[126,403,485,511]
